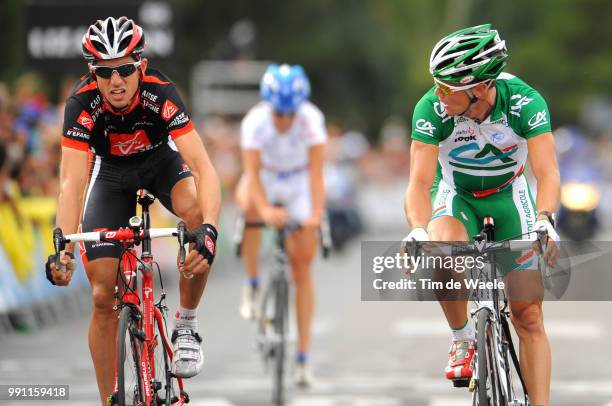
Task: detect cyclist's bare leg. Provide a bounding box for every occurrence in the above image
[171,178,207,308]
[286,227,318,354]
[85,257,120,406]
[427,216,470,329]
[507,271,550,406]
[235,178,262,280]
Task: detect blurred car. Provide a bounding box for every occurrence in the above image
[555,127,601,240]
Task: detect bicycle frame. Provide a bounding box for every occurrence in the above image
[114,192,187,406]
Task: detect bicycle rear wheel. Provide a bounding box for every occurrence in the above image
[475,308,507,406]
[272,277,289,406]
[117,305,145,406]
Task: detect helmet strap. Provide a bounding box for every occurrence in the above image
[460,81,494,123]
[458,89,479,118]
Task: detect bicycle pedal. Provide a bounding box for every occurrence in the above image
[452,378,470,388]
[468,378,477,392]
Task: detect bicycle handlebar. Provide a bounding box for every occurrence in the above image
[62,227,179,243]
[407,228,552,257]
[53,222,193,266]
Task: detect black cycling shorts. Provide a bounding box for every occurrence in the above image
[80,143,193,263]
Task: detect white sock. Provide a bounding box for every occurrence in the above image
[174,306,198,330]
[451,320,475,341]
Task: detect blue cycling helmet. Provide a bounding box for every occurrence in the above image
[260,64,310,114]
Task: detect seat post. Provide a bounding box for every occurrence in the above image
[136,189,156,255]
[483,216,495,242]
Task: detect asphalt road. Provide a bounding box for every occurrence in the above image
[2,222,612,406]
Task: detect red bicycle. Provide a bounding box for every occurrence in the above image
[53,189,192,406]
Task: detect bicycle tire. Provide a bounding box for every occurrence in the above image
[476,308,506,406]
[117,305,145,406]
[272,277,289,406]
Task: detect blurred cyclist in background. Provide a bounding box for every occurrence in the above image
[404,24,559,405]
[44,17,221,405]
[236,64,326,387]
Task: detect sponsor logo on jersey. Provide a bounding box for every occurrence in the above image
[490,132,505,143]
[491,118,508,126]
[518,189,534,231]
[109,129,152,156]
[162,99,179,121]
[90,94,102,110]
[454,135,476,142]
[141,90,159,102]
[415,118,436,137]
[528,110,548,130]
[77,110,95,131]
[142,98,160,114]
[510,94,533,116]
[170,112,189,127]
[454,127,475,139]
[67,127,90,140]
[448,142,518,169]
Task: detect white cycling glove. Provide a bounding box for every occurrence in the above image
[532,219,560,242]
[403,227,430,242]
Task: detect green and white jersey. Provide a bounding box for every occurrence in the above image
[411,73,551,197]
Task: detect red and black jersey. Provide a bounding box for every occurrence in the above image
[62,69,194,159]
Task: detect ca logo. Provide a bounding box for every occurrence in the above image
[528,110,548,129]
[415,119,436,137]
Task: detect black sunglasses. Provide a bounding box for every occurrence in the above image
[91,61,142,79]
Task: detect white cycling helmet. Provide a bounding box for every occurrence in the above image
[82,16,145,61]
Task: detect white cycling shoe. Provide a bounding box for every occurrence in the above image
[171,327,204,378]
[293,361,314,388]
[239,284,260,320]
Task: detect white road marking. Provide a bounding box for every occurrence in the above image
[290,396,401,405]
[428,396,472,406]
[552,380,612,396]
[392,318,604,340]
[392,319,449,337]
[187,399,236,406]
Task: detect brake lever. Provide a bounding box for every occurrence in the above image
[53,227,66,271]
[537,228,548,254]
[177,221,187,266]
[536,228,553,287]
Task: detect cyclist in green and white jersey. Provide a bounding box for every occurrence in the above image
[404,24,560,406]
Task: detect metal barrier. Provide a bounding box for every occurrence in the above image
[0,231,89,339]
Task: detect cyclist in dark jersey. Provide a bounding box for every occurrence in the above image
[44,17,221,405]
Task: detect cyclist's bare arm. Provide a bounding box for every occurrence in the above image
[242,148,287,227]
[174,129,221,229]
[48,147,88,285]
[306,144,325,226]
[404,140,438,229]
[56,147,90,254]
[527,132,561,214]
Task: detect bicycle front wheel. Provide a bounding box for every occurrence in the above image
[117,305,146,406]
[272,277,289,406]
[475,308,507,406]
